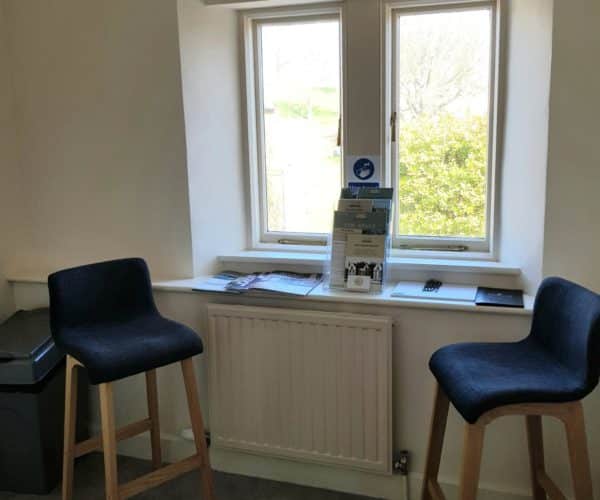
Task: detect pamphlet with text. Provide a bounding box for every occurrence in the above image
[329,187,393,291]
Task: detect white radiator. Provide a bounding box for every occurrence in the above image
[207,304,393,474]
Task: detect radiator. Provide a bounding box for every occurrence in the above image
[207,304,393,474]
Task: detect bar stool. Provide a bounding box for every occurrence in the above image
[422,277,600,500]
[48,258,215,500]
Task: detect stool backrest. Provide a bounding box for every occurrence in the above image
[530,277,600,392]
[48,258,158,335]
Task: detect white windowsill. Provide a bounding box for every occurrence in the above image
[152,278,533,315]
[218,250,521,276]
[6,273,532,315]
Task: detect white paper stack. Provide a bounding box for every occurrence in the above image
[391,281,477,302]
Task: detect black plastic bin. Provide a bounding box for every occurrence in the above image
[0,308,88,494]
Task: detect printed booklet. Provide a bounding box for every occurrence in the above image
[193,271,323,296]
[344,234,386,291]
[330,187,393,292]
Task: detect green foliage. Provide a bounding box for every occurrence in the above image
[398,113,487,238]
[275,101,310,119]
[275,101,337,121]
[274,87,338,122]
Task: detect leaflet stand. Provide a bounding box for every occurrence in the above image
[324,187,394,294]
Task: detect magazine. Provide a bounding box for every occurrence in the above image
[341,187,394,200]
[329,187,394,291]
[333,211,388,237]
[330,211,388,288]
[337,199,375,212]
[193,271,323,297]
[191,271,245,293]
[344,234,386,291]
[339,188,393,223]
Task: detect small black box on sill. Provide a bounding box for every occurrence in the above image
[0,308,88,494]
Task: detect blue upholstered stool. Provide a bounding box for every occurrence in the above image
[48,258,215,500]
[422,277,600,500]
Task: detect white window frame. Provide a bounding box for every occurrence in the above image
[241,4,344,250]
[382,0,502,257]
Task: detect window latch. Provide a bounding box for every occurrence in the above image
[390,111,397,143]
[398,244,469,252]
[336,116,342,147]
[278,238,327,246]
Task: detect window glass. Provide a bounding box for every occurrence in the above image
[396,8,492,239]
[260,20,342,234]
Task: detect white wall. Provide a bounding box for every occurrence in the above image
[498,0,552,294]
[0,1,21,321]
[543,0,600,291]
[344,0,381,158]
[2,0,194,280]
[177,0,247,276]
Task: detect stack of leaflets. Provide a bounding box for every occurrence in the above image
[193,271,322,297]
[330,187,394,292]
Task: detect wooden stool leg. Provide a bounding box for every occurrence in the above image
[526,416,547,500]
[62,356,79,500]
[99,383,120,500]
[458,423,485,500]
[422,383,450,500]
[181,358,216,500]
[145,370,162,469]
[564,403,593,500]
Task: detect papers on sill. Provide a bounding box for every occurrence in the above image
[193,271,323,297]
[330,187,394,293]
[391,281,478,302]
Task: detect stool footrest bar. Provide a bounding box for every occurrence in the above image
[427,478,446,500]
[119,454,203,499]
[537,471,567,500]
[74,418,152,457]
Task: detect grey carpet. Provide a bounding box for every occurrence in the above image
[0,453,378,500]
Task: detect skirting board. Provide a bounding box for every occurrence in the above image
[101,428,533,500]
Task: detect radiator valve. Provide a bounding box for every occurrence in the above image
[393,450,410,475]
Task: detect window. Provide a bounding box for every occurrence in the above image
[387,1,499,253]
[244,8,343,245]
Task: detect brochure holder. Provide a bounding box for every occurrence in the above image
[324,187,394,294]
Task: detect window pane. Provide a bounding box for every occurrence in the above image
[260,20,341,234]
[396,9,491,238]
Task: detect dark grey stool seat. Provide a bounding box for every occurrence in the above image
[53,314,203,385]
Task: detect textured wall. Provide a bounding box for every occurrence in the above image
[0,2,20,321]
[543,0,600,292]
[3,0,193,280]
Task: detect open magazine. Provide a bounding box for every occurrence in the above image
[193,271,323,297]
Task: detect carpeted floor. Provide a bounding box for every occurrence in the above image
[0,453,378,500]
